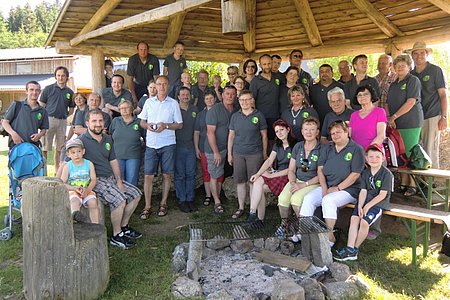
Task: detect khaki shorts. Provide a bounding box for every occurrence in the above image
[233,152,263,183]
[42,116,67,151]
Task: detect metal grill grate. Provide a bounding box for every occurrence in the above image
[189,216,329,241]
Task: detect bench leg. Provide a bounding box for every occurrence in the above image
[427,176,433,209]
[423,222,430,258]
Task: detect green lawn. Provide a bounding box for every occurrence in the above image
[0,135,449,299]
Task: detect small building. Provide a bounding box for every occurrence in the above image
[0,48,93,112]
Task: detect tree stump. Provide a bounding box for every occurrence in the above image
[22,177,109,300]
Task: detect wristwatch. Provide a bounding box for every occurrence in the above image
[441,115,447,120]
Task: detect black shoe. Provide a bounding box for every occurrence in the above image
[122,226,142,239]
[110,233,135,249]
[179,202,192,213]
[188,201,198,212]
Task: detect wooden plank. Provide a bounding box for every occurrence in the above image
[243,0,256,53]
[254,249,311,272]
[76,0,122,36]
[70,0,213,46]
[293,0,323,46]
[428,0,450,14]
[163,11,187,47]
[351,0,404,37]
[396,168,450,178]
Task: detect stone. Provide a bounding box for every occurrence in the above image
[205,289,234,300]
[280,241,295,255]
[310,232,333,267]
[261,265,277,277]
[230,239,254,253]
[186,236,203,281]
[222,177,237,201]
[206,236,231,250]
[171,276,203,298]
[253,238,264,249]
[172,243,189,274]
[264,237,280,252]
[329,262,352,282]
[301,234,313,261]
[346,275,370,294]
[324,281,360,300]
[243,294,259,300]
[172,257,187,274]
[202,246,216,259]
[173,243,189,260]
[216,246,233,256]
[186,259,199,281]
[299,278,325,300]
[272,279,305,300]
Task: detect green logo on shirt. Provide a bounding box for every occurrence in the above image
[36,113,42,120]
[311,154,318,161]
[251,116,259,124]
[400,83,406,90]
[287,152,292,159]
[148,64,153,70]
[192,111,197,118]
[133,124,139,130]
[180,62,184,67]
[275,79,280,86]
[105,143,111,151]
[302,78,308,85]
[375,179,382,188]
[121,97,125,102]
[423,75,430,82]
[344,152,352,161]
[66,93,71,100]
[302,111,309,118]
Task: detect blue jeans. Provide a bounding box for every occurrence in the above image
[175,146,196,202]
[144,144,176,175]
[118,159,141,187]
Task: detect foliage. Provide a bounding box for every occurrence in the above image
[186,60,230,86]
[0,1,59,49]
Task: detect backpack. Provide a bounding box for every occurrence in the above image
[0,101,23,137]
[408,144,432,170]
[383,126,409,168]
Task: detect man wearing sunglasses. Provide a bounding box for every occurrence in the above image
[289,49,313,93]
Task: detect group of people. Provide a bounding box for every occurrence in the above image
[1,40,448,256]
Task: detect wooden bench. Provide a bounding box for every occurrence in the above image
[344,202,450,266]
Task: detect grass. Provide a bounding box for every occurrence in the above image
[0,135,450,299]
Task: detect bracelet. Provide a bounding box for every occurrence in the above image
[392,113,398,119]
[441,115,447,120]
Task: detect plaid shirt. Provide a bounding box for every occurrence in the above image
[375,71,397,114]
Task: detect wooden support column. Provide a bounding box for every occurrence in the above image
[428,0,450,14]
[221,0,247,34]
[293,0,323,46]
[386,43,403,59]
[243,0,256,53]
[76,0,122,36]
[91,48,105,93]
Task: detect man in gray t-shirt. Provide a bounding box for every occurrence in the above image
[163,41,187,98]
[101,74,132,118]
[409,41,448,168]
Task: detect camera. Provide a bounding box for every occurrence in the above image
[150,123,158,130]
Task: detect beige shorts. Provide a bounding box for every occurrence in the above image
[42,116,67,151]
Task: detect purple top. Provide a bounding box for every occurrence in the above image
[349,106,387,150]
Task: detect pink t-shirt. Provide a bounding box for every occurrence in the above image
[349,107,387,150]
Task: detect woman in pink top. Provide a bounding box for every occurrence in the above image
[349,84,387,149]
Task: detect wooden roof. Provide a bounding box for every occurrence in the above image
[46,0,450,62]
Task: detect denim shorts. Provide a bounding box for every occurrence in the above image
[144,144,175,175]
[352,205,383,226]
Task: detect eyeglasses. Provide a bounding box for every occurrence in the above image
[292,54,303,59]
[239,97,252,102]
[227,72,236,76]
[235,81,244,85]
[356,91,371,98]
[301,159,309,172]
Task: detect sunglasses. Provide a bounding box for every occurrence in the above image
[369,176,376,190]
[301,159,309,172]
[227,72,236,76]
[292,54,303,59]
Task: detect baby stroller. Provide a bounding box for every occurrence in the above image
[0,142,45,240]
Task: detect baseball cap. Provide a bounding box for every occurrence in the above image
[365,143,384,155]
[66,139,84,150]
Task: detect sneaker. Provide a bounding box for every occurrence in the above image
[110,233,135,249]
[187,201,198,212]
[246,212,258,222]
[333,247,358,261]
[179,202,192,213]
[275,225,287,240]
[290,234,302,243]
[72,211,84,223]
[122,226,142,239]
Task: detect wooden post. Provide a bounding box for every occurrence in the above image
[386,43,403,59]
[22,177,109,300]
[221,0,247,34]
[91,48,105,93]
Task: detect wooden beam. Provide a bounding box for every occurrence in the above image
[242,0,256,53]
[77,0,122,36]
[163,12,186,48]
[91,48,105,93]
[293,0,323,46]
[351,0,404,37]
[70,0,213,47]
[428,0,450,14]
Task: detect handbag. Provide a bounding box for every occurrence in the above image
[441,231,450,257]
[408,144,432,170]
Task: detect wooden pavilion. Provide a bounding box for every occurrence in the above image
[45,0,450,92]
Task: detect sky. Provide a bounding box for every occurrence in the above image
[0,0,63,18]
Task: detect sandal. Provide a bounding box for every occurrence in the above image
[231,209,245,219]
[157,204,168,217]
[140,208,151,220]
[214,203,224,214]
[404,186,417,197]
[203,196,212,206]
[395,185,407,193]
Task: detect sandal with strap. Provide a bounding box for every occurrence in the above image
[214,203,224,214]
[404,186,417,197]
[203,196,212,206]
[157,204,168,217]
[140,208,151,220]
[231,209,245,219]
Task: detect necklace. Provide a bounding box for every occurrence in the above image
[291,107,302,125]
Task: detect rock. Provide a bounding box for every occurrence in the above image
[205,289,234,300]
[172,257,187,274]
[272,279,305,300]
[172,243,189,273]
[256,293,270,300]
[310,233,333,267]
[253,238,264,249]
[329,262,352,282]
[230,239,254,253]
[243,294,259,300]
[299,278,325,300]
[185,259,199,281]
[261,265,277,277]
[222,177,237,201]
[171,276,203,298]
[324,281,360,300]
[216,246,233,256]
[173,243,189,260]
[280,241,295,255]
[186,238,203,281]
[264,237,280,252]
[202,246,216,259]
[206,236,231,250]
[346,275,370,294]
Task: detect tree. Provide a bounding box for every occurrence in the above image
[186,61,229,85]
[35,1,59,33]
